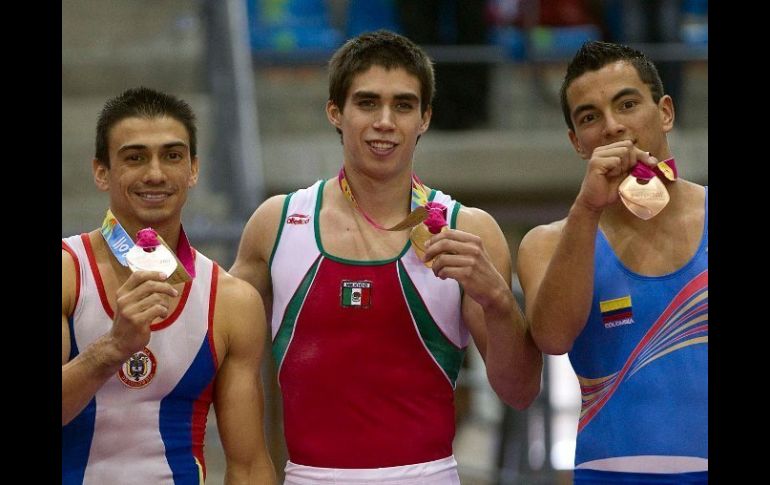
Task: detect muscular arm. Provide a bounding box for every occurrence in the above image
[517,208,600,355]
[518,141,657,354]
[423,208,542,409]
[62,249,176,425]
[212,273,276,484]
[229,195,286,318]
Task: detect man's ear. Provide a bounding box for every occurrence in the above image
[568,130,589,160]
[188,156,199,188]
[419,105,432,134]
[326,100,342,130]
[93,158,110,192]
[659,94,675,133]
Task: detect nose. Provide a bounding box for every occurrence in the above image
[142,156,166,184]
[602,112,626,139]
[373,106,395,131]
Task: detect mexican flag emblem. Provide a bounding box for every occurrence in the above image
[341,280,372,308]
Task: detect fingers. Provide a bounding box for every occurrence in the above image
[117,271,178,301]
[637,150,659,167]
[121,270,174,292]
[121,292,173,317]
[113,272,179,340]
[422,230,489,281]
[422,230,481,262]
[430,254,476,280]
[591,140,659,175]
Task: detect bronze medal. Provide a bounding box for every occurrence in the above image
[618,175,670,220]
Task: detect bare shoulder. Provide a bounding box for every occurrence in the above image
[455,206,501,237]
[62,247,76,273]
[249,194,288,233]
[519,219,567,260]
[238,194,288,260]
[681,179,707,205]
[216,268,265,311]
[211,269,267,367]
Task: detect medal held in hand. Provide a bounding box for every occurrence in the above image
[100,209,194,283]
[125,228,179,278]
[618,158,677,220]
[410,202,448,268]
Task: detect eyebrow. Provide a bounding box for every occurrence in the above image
[352,91,420,103]
[571,87,643,121]
[117,141,188,153]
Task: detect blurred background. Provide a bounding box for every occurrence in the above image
[62,1,707,483]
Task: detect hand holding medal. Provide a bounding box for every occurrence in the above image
[100,210,194,284]
[410,202,448,268]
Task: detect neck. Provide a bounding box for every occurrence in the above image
[342,164,414,221]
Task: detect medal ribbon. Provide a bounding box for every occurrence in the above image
[630,157,678,182]
[338,167,432,231]
[99,209,196,277]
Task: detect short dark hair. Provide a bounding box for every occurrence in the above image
[95,87,197,166]
[328,30,435,116]
[560,41,664,131]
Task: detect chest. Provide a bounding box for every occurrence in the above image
[318,206,411,261]
[601,213,704,276]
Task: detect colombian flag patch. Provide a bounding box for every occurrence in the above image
[599,295,634,328]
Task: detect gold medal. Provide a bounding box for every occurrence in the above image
[618,175,670,220]
[410,223,448,268]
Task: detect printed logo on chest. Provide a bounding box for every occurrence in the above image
[118,346,158,388]
[600,295,634,329]
[341,280,372,309]
[286,213,311,225]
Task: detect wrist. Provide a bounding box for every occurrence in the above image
[91,335,131,377]
[481,286,515,320]
[570,200,604,220]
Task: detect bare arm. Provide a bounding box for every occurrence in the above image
[518,141,657,354]
[212,272,276,484]
[62,249,177,425]
[229,194,286,318]
[517,213,598,355]
[423,208,543,409]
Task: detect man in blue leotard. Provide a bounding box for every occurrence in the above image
[517,41,707,484]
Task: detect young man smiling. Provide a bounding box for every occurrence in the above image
[62,87,276,485]
[230,30,542,484]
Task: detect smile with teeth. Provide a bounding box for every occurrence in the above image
[368,140,397,152]
[137,192,171,201]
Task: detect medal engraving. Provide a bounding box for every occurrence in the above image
[125,244,178,277]
[618,175,670,220]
